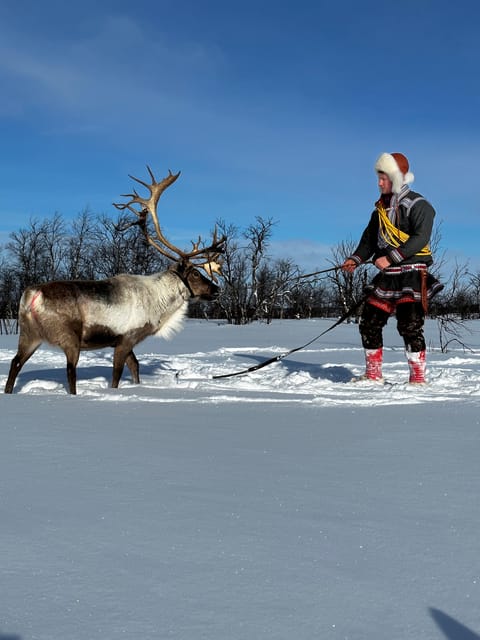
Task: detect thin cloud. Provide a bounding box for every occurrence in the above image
[0,14,226,126]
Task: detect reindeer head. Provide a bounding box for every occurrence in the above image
[113,166,225,297]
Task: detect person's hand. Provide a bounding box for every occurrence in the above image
[374,256,391,271]
[341,259,357,274]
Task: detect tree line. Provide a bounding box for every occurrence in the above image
[1,209,479,334]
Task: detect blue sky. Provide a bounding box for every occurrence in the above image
[0,0,479,273]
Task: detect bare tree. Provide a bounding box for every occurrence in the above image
[7,219,50,289]
[285,277,329,319]
[64,209,99,280]
[40,212,67,280]
[0,255,19,332]
[428,260,472,352]
[327,239,373,320]
[467,270,480,318]
[96,211,174,278]
[261,258,302,320]
[214,217,279,324]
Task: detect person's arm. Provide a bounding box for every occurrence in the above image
[342,211,378,272]
[388,200,435,263]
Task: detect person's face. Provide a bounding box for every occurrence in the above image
[377,172,393,195]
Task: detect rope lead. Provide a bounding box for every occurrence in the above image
[212,294,367,380]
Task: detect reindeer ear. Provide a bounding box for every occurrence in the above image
[200,260,222,282]
[202,263,214,278]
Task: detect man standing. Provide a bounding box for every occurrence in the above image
[342,152,443,384]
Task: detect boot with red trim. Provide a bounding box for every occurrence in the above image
[353,347,384,383]
[407,350,426,384]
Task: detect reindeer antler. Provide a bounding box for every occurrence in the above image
[113,166,225,280]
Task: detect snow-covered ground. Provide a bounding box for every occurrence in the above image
[1,318,480,640]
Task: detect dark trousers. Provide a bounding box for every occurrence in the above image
[359,302,426,352]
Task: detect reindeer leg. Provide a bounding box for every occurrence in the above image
[4,340,41,393]
[125,351,140,384]
[63,344,80,395]
[112,345,129,388]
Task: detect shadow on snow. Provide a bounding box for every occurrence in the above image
[430,608,480,639]
[222,353,353,383]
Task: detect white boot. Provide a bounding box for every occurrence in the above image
[407,350,426,384]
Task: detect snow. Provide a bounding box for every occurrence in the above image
[1,318,480,640]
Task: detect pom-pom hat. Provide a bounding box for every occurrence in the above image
[375,152,415,194]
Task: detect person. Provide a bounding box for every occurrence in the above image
[342,152,443,384]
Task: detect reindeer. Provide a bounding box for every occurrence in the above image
[4,167,225,394]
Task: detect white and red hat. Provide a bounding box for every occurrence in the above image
[375,152,415,194]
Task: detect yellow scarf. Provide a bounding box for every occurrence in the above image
[377,202,431,257]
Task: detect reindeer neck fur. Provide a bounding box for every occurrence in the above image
[148,270,191,339]
[115,270,191,340]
